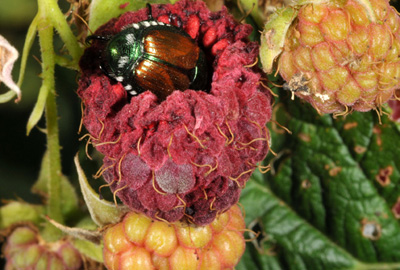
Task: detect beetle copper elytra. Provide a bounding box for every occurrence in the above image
[87,4,208,100]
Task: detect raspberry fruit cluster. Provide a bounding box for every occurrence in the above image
[78,0,271,225]
[261,0,400,114]
[3,226,82,270]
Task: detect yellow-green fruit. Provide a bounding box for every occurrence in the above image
[103,205,246,270]
[261,0,400,113]
[4,226,83,270]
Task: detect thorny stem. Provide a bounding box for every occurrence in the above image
[36,0,72,240]
[41,28,64,239]
[32,0,83,240]
[38,22,64,240]
[39,0,83,67]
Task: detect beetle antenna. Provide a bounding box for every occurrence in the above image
[85,35,111,44]
[146,3,154,20]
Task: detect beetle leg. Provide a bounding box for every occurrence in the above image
[146,3,154,20]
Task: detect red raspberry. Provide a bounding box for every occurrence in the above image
[78,0,272,225]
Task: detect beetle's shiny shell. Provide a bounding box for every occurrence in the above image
[134,26,202,100]
[99,18,208,101]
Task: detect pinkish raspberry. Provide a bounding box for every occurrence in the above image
[78,0,272,225]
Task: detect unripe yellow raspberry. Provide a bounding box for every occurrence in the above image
[103,205,246,270]
[261,0,400,114]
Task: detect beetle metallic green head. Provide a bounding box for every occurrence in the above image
[102,28,144,87]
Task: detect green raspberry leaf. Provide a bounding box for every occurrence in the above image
[239,96,400,269]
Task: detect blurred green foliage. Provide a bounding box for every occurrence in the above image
[0,0,81,202]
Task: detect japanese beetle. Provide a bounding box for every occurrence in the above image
[87,4,208,100]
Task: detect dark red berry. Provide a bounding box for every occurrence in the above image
[78,0,272,225]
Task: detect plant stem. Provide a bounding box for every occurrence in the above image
[32,0,82,239]
[44,83,64,240]
[39,0,83,67]
[37,15,63,240]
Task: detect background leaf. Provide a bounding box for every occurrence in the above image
[239,94,400,269]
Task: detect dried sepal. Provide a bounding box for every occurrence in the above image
[0,35,21,103]
[260,7,297,73]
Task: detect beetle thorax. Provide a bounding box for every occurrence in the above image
[103,29,143,83]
